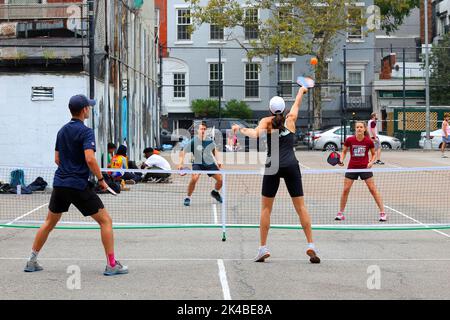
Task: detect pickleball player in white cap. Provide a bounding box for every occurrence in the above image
[232,86,320,264]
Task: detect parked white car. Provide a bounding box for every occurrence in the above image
[418,129,445,150]
[311,126,402,151]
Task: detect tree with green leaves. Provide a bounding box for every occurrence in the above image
[191,98,220,117]
[429,34,450,105]
[224,99,253,119]
[187,0,418,127]
[375,0,419,35]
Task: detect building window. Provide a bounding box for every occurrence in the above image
[8,0,43,3]
[321,61,330,98]
[347,71,363,96]
[177,9,191,41]
[209,63,223,98]
[439,15,448,35]
[173,73,185,98]
[245,63,260,98]
[244,8,259,40]
[279,63,293,98]
[31,86,54,101]
[347,7,363,40]
[210,24,224,41]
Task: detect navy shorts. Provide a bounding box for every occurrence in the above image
[192,163,220,177]
[49,186,104,216]
[345,172,373,180]
[262,164,304,198]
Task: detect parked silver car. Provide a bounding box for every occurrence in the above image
[418,129,445,150]
[309,126,402,151]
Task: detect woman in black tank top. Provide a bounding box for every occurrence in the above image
[232,86,320,264]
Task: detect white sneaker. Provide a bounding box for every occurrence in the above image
[254,247,270,262]
[379,212,387,222]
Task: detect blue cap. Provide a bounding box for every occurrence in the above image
[68,94,96,112]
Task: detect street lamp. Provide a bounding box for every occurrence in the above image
[424,0,432,150]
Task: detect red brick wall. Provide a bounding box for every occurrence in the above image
[379,54,397,80]
[155,0,167,57]
[420,0,433,44]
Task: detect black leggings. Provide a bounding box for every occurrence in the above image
[262,164,304,198]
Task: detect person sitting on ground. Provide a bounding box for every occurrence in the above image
[141,147,172,183]
[107,143,116,168]
[110,145,141,184]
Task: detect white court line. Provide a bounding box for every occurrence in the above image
[298,162,311,169]
[217,259,232,300]
[212,204,218,225]
[384,162,403,168]
[385,205,450,238]
[0,203,48,229]
[1,257,450,262]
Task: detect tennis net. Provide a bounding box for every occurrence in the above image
[1,165,449,232]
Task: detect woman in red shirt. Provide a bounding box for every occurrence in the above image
[337,121,386,222]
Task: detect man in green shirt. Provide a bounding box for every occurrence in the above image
[178,121,223,206]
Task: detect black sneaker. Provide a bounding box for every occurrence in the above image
[211,190,223,203]
[377,160,385,165]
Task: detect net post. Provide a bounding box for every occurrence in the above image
[221,172,227,241]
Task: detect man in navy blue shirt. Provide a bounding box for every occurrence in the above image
[24,94,128,276]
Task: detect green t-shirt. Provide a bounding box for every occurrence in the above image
[183,137,217,165]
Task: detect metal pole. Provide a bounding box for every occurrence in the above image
[221,174,227,241]
[402,48,406,150]
[424,0,432,149]
[307,91,311,150]
[88,0,95,130]
[103,0,110,167]
[218,48,222,119]
[158,43,163,146]
[343,45,347,141]
[277,47,281,96]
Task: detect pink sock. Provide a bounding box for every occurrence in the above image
[108,253,116,267]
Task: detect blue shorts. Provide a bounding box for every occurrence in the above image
[192,164,220,177]
[443,136,450,144]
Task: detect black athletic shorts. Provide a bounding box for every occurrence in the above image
[192,163,220,177]
[345,172,373,180]
[49,186,105,217]
[262,164,304,198]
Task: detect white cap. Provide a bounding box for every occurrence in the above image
[269,96,285,114]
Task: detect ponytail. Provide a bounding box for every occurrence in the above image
[271,113,285,131]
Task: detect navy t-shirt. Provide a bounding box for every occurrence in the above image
[53,119,96,190]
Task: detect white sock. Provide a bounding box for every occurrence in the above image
[307,243,315,250]
[186,196,191,200]
[214,188,220,193]
[29,250,39,262]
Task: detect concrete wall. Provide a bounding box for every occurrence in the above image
[0,73,87,168]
